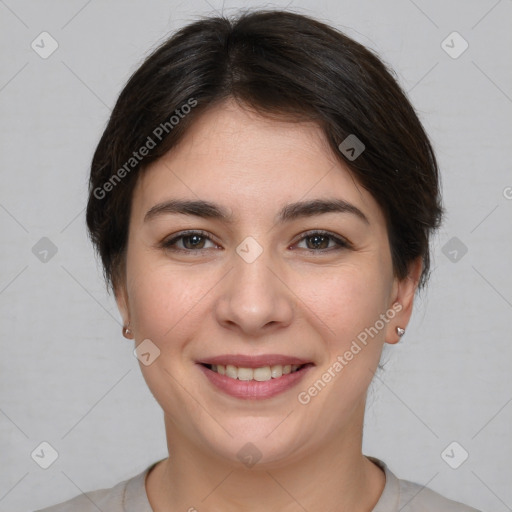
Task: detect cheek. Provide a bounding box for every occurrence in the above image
[126,264,216,404]
[298,263,390,345]
[127,259,219,346]
[295,269,389,418]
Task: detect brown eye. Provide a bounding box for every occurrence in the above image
[295,231,351,252]
[161,230,217,252]
[304,234,330,250]
[179,234,207,250]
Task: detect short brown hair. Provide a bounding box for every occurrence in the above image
[86,9,443,294]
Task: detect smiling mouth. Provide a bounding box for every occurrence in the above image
[201,363,311,382]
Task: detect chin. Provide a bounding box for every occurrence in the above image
[195,414,316,469]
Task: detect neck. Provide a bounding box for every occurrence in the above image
[146,406,385,512]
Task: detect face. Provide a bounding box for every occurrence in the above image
[116,99,418,467]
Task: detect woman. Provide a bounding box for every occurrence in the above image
[36,8,481,512]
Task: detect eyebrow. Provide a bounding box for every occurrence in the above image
[144,198,370,225]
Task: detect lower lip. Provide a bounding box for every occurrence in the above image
[198,364,313,399]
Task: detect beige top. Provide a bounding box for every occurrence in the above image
[35,458,481,511]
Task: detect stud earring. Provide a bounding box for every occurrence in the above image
[396,326,405,337]
[122,324,132,339]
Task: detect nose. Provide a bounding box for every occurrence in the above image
[214,244,295,337]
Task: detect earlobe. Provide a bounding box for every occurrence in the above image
[386,257,423,344]
[122,324,133,339]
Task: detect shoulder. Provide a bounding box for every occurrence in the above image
[396,477,482,511]
[33,463,154,512]
[369,457,482,512]
[33,479,126,512]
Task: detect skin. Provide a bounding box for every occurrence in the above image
[115,98,422,511]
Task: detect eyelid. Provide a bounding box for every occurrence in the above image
[160,229,353,253]
[161,229,220,251]
[292,229,353,251]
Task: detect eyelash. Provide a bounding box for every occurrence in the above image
[160,229,352,254]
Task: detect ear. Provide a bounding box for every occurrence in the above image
[386,257,423,345]
[114,279,130,328]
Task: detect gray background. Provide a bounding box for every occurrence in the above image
[0,0,511,510]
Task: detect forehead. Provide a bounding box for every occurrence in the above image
[132,100,384,228]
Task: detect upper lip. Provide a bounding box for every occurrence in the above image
[198,354,313,368]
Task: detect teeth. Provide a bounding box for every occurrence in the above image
[253,366,272,381]
[225,364,238,379]
[237,367,253,381]
[270,365,282,378]
[209,363,303,381]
